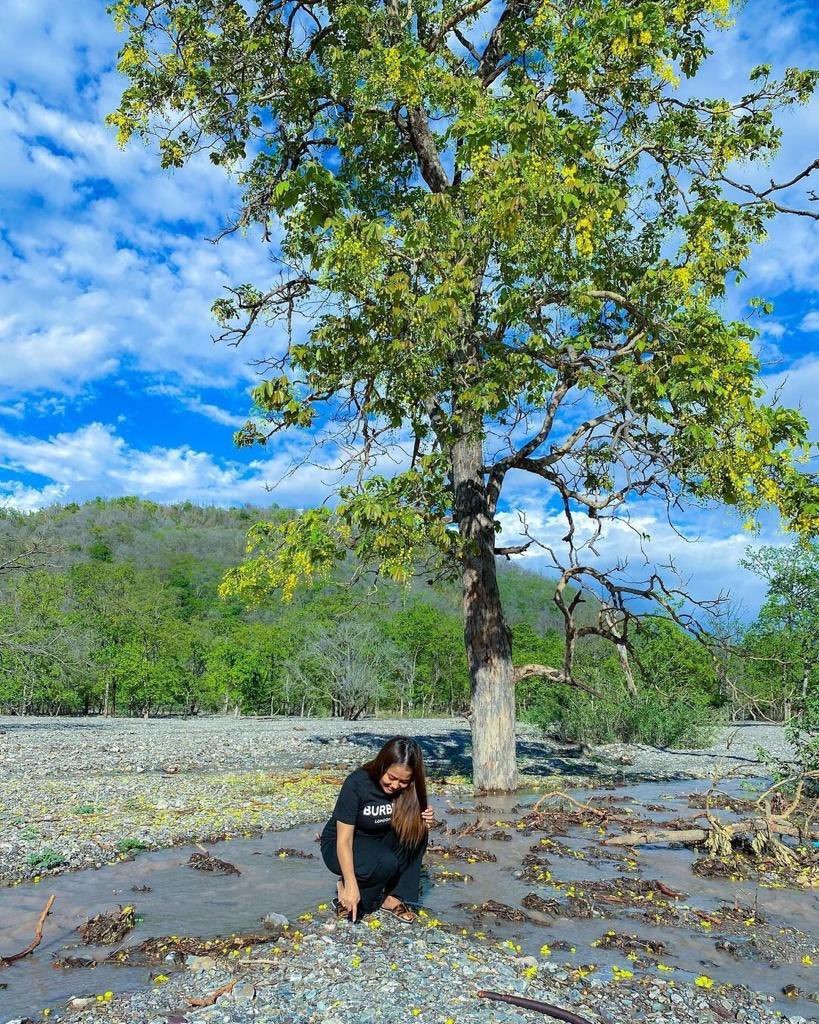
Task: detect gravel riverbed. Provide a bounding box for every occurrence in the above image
[26,910,811,1024]
[0,717,811,1024]
[0,716,792,885]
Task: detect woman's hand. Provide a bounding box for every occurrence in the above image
[421,806,435,829]
[338,879,361,921]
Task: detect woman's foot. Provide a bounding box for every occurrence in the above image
[381,895,417,923]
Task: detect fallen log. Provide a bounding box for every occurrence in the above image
[186,979,235,1007]
[603,828,710,847]
[478,990,594,1024]
[0,895,56,965]
[603,815,816,848]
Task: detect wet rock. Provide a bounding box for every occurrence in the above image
[67,997,97,1011]
[185,955,218,972]
[227,981,257,1002]
[262,912,290,928]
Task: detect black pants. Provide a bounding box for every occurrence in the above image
[321,830,428,914]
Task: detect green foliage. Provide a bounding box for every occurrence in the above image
[26,848,69,871]
[109,0,818,617]
[527,685,718,748]
[739,542,819,769]
[116,838,149,853]
[632,617,721,701]
[0,498,560,719]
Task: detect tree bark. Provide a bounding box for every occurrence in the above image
[452,431,517,792]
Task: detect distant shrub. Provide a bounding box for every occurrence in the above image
[526,685,720,749]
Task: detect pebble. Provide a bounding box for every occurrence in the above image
[67,998,96,1011]
[0,716,793,884]
[262,912,290,928]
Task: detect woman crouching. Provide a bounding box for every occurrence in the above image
[320,736,433,923]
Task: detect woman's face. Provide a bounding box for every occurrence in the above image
[380,763,413,795]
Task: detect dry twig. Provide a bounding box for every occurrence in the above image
[0,895,56,965]
[186,979,236,1007]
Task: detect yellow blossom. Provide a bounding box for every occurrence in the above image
[695,975,714,989]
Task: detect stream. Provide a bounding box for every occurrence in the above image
[2,779,818,1021]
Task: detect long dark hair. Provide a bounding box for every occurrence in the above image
[363,736,428,848]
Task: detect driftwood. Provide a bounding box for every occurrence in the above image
[603,827,713,847]
[0,895,56,965]
[603,815,816,848]
[478,990,594,1024]
[185,979,236,1006]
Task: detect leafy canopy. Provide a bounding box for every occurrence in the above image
[109,0,819,606]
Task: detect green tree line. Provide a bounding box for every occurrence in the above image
[0,499,814,751]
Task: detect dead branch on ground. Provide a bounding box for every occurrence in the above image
[0,895,56,965]
[186,979,236,1006]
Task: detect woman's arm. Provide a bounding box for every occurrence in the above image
[336,822,360,921]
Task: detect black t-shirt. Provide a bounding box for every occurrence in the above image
[321,768,396,842]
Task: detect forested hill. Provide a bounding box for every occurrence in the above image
[0,497,594,718]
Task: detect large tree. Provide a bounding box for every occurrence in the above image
[111,0,818,789]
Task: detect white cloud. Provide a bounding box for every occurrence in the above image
[495,498,779,614]
[762,352,819,441]
[145,384,249,428]
[0,422,334,512]
[0,42,284,408]
[800,311,819,332]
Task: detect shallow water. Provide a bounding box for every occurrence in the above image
[0,824,323,1019]
[420,780,819,1019]
[2,779,818,1020]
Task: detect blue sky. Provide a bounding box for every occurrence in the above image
[0,0,817,614]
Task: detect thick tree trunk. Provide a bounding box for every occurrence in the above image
[452,432,517,792]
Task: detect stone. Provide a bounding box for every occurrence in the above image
[185,955,218,972]
[263,912,290,928]
[67,999,97,1011]
[229,981,257,1002]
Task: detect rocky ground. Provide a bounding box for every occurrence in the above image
[0,717,792,885]
[1,716,814,1024]
[27,908,810,1024]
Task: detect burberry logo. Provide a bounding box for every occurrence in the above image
[362,803,394,817]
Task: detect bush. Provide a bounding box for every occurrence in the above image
[525,686,720,748]
[116,838,148,853]
[27,847,68,870]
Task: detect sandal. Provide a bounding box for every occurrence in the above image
[381,899,417,924]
